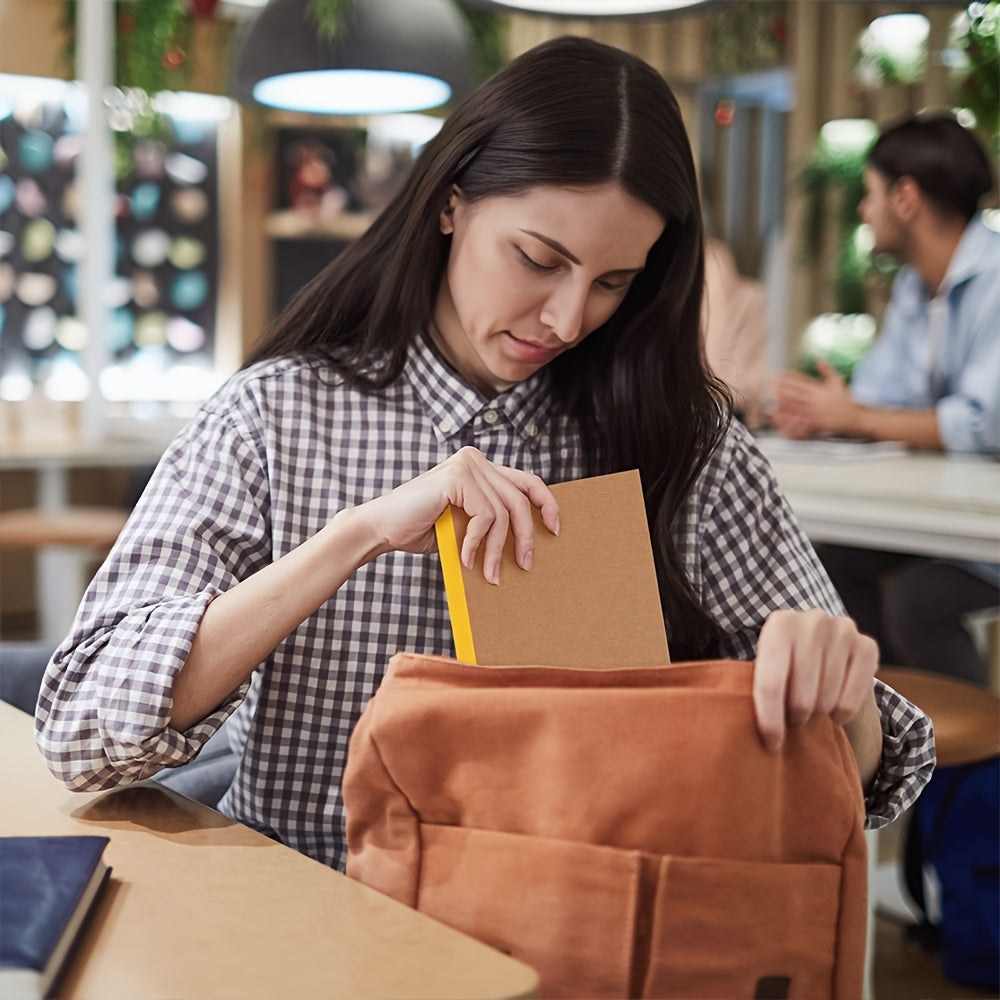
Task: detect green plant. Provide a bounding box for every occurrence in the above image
[309,0,354,44]
[798,125,876,316]
[61,0,192,94]
[852,14,929,87]
[61,0,192,178]
[950,2,1000,143]
[707,1,785,76]
[309,0,506,83]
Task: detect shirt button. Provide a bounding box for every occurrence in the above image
[525,422,538,438]
[439,416,455,433]
[482,409,499,425]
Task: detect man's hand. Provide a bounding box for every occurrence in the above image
[771,360,859,439]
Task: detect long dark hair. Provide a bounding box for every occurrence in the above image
[248,36,732,658]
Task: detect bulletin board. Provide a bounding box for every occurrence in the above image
[0,89,224,401]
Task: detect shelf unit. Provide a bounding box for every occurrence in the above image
[264,209,376,242]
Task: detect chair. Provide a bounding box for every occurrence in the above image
[0,640,238,809]
[867,667,1000,991]
[877,667,1000,770]
[0,506,129,644]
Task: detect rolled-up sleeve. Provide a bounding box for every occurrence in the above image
[863,678,936,829]
[682,423,936,826]
[35,390,274,790]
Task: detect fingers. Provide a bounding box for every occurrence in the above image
[831,632,879,724]
[448,448,558,585]
[753,611,794,752]
[815,359,845,386]
[771,412,815,439]
[754,610,877,752]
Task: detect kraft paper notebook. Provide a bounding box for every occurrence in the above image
[435,469,670,669]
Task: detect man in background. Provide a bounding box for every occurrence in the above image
[771,114,999,684]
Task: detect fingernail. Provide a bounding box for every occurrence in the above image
[553,517,560,537]
[488,565,500,586]
[523,550,533,572]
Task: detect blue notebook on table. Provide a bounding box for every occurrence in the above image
[0,836,112,999]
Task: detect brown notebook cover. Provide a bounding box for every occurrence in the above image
[435,469,670,669]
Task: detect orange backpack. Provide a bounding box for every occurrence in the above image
[344,653,867,1000]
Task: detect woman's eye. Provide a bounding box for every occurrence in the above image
[517,248,557,273]
[598,277,632,292]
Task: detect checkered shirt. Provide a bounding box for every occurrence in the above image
[36,334,935,869]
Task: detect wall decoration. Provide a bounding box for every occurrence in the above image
[0,81,225,405]
[707,1,785,77]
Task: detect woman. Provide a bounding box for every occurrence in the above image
[36,37,932,870]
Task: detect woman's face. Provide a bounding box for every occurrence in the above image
[433,183,664,397]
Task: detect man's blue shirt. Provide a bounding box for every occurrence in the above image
[850,216,1000,587]
[850,215,1000,455]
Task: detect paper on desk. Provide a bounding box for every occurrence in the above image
[755,434,907,462]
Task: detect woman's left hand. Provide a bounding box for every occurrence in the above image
[753,608,882,785]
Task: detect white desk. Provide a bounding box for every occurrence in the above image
[761,440,1000,562]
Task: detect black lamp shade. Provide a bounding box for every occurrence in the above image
[234,0,476,114]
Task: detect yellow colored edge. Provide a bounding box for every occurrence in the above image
[434,506,477,664]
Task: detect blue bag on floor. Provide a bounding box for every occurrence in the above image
[904,757,1000,991]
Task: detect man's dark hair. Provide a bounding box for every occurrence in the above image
[868,113,993,221]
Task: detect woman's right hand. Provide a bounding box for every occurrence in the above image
[354,447,560,584]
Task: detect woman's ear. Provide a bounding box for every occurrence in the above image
[439,184,462,235]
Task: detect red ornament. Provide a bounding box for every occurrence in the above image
[189,0,220,18]
[770,17,786,44]
[162,46,187,69]
[117,11,136,33]
[714,101,735,127]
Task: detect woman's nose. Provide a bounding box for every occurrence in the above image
[539,282,588,344]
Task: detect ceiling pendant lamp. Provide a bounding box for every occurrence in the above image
[473,0,730,17]
[234,0,476,115]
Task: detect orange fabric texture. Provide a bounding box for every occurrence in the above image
[344,653,868,999]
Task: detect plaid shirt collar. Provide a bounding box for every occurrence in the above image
[406,331,557,452]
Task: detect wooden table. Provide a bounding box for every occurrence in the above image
[0,702,539,999]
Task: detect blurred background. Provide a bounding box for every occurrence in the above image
[0,0,996,637]
[0,4,997,997]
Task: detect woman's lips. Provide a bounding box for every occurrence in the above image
[504,331,561,363]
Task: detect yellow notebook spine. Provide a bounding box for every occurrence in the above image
[434,506,477,664]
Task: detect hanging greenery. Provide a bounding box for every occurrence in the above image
[852,14,929,88]
[707,1,785,77]
[308,0,506,84]
[950,2,1000,143]
[61,0,192,95]
[309,0,354,44]
[798,128,880,317]
[62,0,506,104]
[61,1,195,179]
[457,4,508,84]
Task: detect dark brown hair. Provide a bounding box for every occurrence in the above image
[868,113,993,222]
[248,36,732,658]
